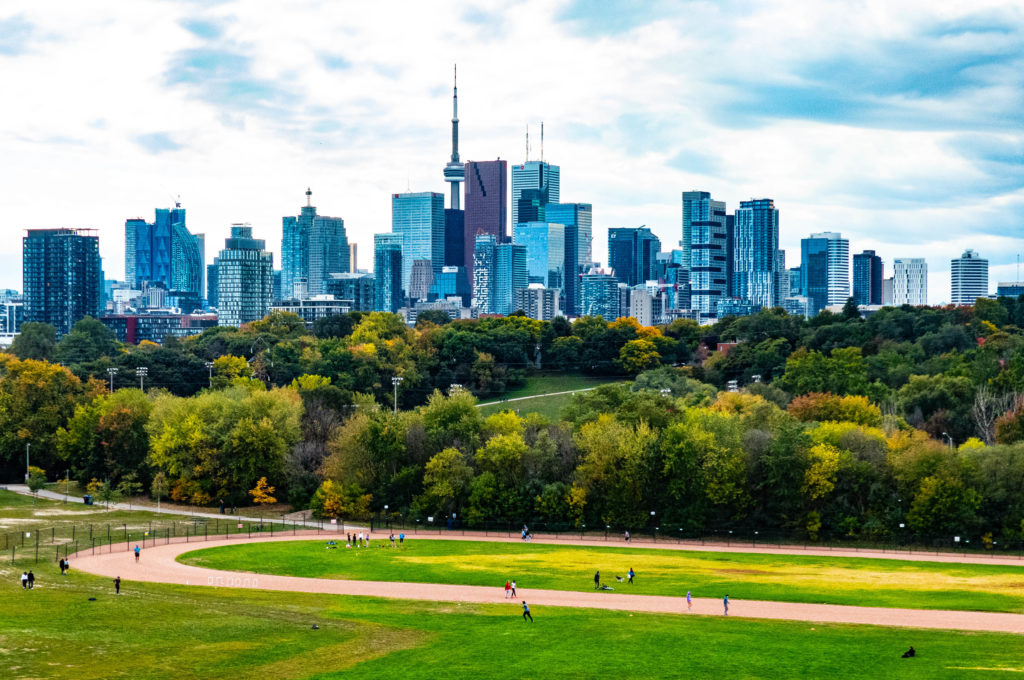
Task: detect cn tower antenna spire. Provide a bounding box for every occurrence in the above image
[443,64,465,210]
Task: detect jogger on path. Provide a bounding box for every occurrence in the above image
[522,601,533,622]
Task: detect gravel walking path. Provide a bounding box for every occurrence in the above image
[68,533,1024,634]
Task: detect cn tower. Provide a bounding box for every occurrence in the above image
[443,65,465,210]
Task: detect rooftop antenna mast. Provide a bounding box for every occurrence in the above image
[541,121,544,163]
[525,125,529,163]
[305,187,312,207]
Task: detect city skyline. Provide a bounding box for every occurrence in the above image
[2,1,1022,304]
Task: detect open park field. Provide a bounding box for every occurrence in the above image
[180,538,1024,614]
[6,488,1024,678]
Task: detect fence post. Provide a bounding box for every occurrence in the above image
[35,530,39,563]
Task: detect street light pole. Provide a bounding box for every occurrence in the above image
[942,432,954,450]
[107,367,119,392]
[25,442,30,482]
[137,366,148,391]
[392,376,403,414]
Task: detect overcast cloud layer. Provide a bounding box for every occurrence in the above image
[1,0,1022,303]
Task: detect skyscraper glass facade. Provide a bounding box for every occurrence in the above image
[374,233,403,313]
[125,207,202,297]
[464,160,507,284]
[513,221,565,289]
[608,227,661,286]
[23,228,102,336]
[951,250,989,306]
[546,202,592,316]
[580,269,620,320]
[216,224,274,327]
[392,192,445,295]
[684,191,729,321]
[732,199,780,308]
[852,250,883,306]
[308,216,349,296]
[511,161,560,226]
[494,242,528,316]
[473,234,496,313]
[893,258,928,306]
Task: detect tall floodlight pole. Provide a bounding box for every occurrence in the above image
[107,367,119,392]
[137,366,148,391]
[25,442,30,482]
[392,376,404,414]
[205,361,214,389]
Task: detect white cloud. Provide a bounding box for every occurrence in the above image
[0,0,1020,306]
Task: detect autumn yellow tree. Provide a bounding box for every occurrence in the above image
[249,477,277,505]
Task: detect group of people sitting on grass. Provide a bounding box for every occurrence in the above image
[331,532,406,550]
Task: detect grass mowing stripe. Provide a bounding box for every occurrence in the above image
[180,539,1024,613]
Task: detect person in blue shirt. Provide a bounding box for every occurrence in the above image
[134,545,141,562]
[522,601,533,622]
[723,594,729,616]
[628,567,635,584]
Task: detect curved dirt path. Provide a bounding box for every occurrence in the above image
[70,533,1024,634]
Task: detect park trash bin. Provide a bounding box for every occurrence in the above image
[83,495,93,505]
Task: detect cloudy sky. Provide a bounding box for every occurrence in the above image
[1,0,1022,303]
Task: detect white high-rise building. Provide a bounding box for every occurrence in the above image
[951,250,989,306]
[892,258,928,306]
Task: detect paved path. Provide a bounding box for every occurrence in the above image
[476,385,604,407]
[69,533,1024,634]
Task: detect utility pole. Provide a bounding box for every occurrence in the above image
[24,442,30,482]
[137,366,148,391]
[107,367,118,392]
[392,376,404,414]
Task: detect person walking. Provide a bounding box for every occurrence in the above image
[723,594,729,616]
[114,576,121,595]
[504,580,511,599]
[58,558,65,575]
[399,533,405,544]
[686,590,692,612]
[594,570,601,589]
[27,571,35,589]
[20,571,28,589]
[389,533,395,547]
[521,601,533,623]
[628,567,635,585]
[624,530,630,543]
[134,545,140,562]
[511,580,517,597]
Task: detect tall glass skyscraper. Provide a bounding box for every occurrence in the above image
[23,228,102,336]
[392,192,445,295]
[683,191,729,321]
[511,161,560,226]
[546,202,592,316]
[216,224,274,327]
[472,235,526,315]
[282,189,348,299]
[513,222,565,289]
[125,205,203,298]
[464,160,507,284]
[374,233,403,313]
[893,258,928,306]
[800,232,849,313]
[951,249,989,306]
[733,199,780,308]
[580,269,620,320]
[853,250,883,306]
[608,227,660,286]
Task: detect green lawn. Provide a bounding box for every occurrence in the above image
[2,564,1023,679]
[180,539,1024,613]
[495,373,626,400]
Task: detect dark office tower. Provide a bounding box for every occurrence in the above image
[547,202,592,316]
[608,227,661,286]
[517,189,547,223]
[207,261,218,308]
[733,199,780,308]
[23,228,102,336]
[444,209,465,267]
[800,232,849,314]
[511,161,560,226]
[273,270,283,304]
[282,189,348,298]
[853,250,884,306]
[374,233,403,313]
[217,224,273,327]
[463,159,507,282]
[682,191,728,322]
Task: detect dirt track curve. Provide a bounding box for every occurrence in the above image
[69,532,1024,634]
